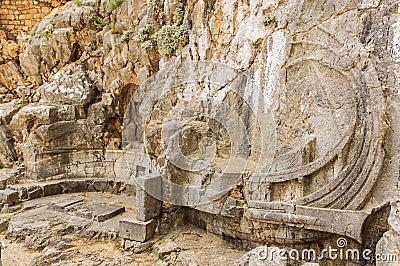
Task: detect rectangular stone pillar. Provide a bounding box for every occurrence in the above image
[119,175,162,243]
[136,175,162,222]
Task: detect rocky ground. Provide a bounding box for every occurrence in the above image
[0,192,246,266]
[1,225,246,266]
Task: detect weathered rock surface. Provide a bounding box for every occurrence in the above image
[19,1,96,85]
[0,99,23,124]
[0,125,17,167]
[0,30,19,61]
[0,62,22,92]
[36,64,96,105]
[6,192,134,243]
[9,104,76,141]
[376,198,400,266]
[0,166,21,189]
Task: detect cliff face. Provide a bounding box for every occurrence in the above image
[0,0,399,265]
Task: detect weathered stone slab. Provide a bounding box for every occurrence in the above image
[90,180,114,192]
[42,182,63,196]
[119,219,157,242]
[0,189,19,205]
[123,239,154,253]
[0,100,22,125]
[0,61,22,90]
[0,216,9,233]
[0,166,21,190]
[51,197,84,212]
[60,180,88,193]
[0,126,17,168]
[87,202,125,222]
[27,185,43,200]
[8,183,43,201]
[221,197,245,218]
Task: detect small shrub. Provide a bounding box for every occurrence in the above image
[107,0,125,11]
[121,24,134,42]
[109,19,116,32]
[89,14,109,30]
[133,23,153,42]
[121,141,129,148]
[198,148,206,161]
[156,24,188,56]
[141,40,155,49]
[31,25,53,39]
[173,0,184,25]
[173,8,184,25]
[188,28,197,35]
[74,0,82,7]
[263,13,275,26]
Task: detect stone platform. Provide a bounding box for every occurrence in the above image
[6,192,137,242]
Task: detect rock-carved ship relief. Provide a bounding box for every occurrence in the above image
[123,8,388,246]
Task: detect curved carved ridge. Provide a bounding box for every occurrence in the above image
[247,126,355,201]
[327,117,385,210]
[258,125,354,182]
[243,91,385,243]
[293,119,367,206]
[300,117,372,207]
[325,141,378,209]
[298,102,384,210]
[346,145,385,210]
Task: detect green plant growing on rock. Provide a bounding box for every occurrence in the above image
[198,148,206,161]
[31,25,53,39]
[121,141,129,148]
[109,19,116,32]
[173,0,184,25]
[37,30,53,39]
[154,0,190,56]
[188,28,197,35]
[89,14,110,30]
[263,12,275,26]
[74,0,82,7]
[132,0,191,55]
[141,40,155,49]
[121,24,134,42]
[106,0,125,11]
[133,23,153,42]
[156,24,188,56]
[133,23,157,49]
[173,8,184,25]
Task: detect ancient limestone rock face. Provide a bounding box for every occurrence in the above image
[0,31,19,62]
[376,199,400,266]
[20,26,77,85]
[117,1,398,261]
[0,99,22,125]
[19,1,97,85]
[0,62,23,99]
[0,126,17,168]
[36,64,96,105]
